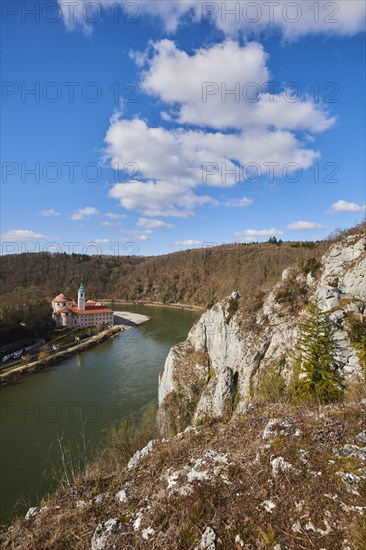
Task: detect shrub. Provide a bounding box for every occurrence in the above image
[255,358,287,403]
[38,350,49,363]
[225,297,239,324]
[275,280,308,312]
[298,257,321,276]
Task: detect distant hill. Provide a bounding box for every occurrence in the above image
[0,239,333,311]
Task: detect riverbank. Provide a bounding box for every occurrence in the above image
[0,326,123,387]
[0,305,199,526]
[113,311,151,326]
[99,299,206,312]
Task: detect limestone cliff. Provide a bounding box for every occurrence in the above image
[158,233,366,436]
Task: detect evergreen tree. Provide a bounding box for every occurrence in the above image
[292,300,344,403]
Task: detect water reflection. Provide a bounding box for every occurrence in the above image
[0,304,200,525]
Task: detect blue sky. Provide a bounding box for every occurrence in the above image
[1,1,365,256]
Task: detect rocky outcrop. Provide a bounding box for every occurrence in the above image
[158,234,365,435]
[3,400,366,549]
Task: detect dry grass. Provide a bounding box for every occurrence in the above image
[1,394,365,549]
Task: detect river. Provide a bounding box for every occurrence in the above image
[0,304,200,526]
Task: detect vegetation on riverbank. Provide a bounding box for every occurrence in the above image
[0,291,53,345]
[0,326,123,386]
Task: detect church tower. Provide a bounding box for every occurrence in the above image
[78,280,86,311]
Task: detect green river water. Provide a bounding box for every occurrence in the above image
[0,304,200,526]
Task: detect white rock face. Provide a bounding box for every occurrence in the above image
[158,234,365,433]
[127,440,156,470]
[115,489,128,503]
[196,526,218,549]
[91,518,121,550]
[317,235,366,310]
[25,507,39,520]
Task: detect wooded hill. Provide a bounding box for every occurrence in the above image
[0,222,364,345]
[1,239,332,311]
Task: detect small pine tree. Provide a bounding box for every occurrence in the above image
[292,300,344,403]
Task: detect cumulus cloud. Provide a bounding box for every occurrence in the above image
[287,220,327,230]
[120,228,152,241]
[174,239,203,247]
[71,207,99,220]
[103,36,336,218]
[224,197,253,208]
[94,238,111,244]
[134,233,150,241]
[328,200,366,214]
[105,118,320,216]
[137,218,174,229]
[139,40,335,132]
[40,209,60,217]
[109,179,217,218]
[2,229,49,241]
[234,227,284,241]
[58,1,365,38]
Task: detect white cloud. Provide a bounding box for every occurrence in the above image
[234,227,284,242]
[94,239,111,244]
[40,208,60,217]
[104,38,334,218]
[201,0,366,39]
[174,239,203,247]
[109,180,217,218]
[120,228,152,241]
[101,221,114,227]
[139,40,335,132]
[105,118,320,216]
[71,207,99,220]
[287,220,327,230]
[328,200,366,214]
[130,231,151,241]
[224,197,253,208]
[58,1,365,38]
[105,212,126,219]
[137,217,173,229]
[2,229,49,241]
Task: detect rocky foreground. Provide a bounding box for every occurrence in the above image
[1,400,365,549]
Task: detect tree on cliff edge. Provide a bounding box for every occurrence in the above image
[292,300,344,403]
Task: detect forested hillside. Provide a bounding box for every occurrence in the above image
[1,225,363,345]
[1,240,330,309]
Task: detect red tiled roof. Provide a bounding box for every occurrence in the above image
[52,294,72,302]
[53,307,72,317]
[53,305,113,316]
[70,306,113,315]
